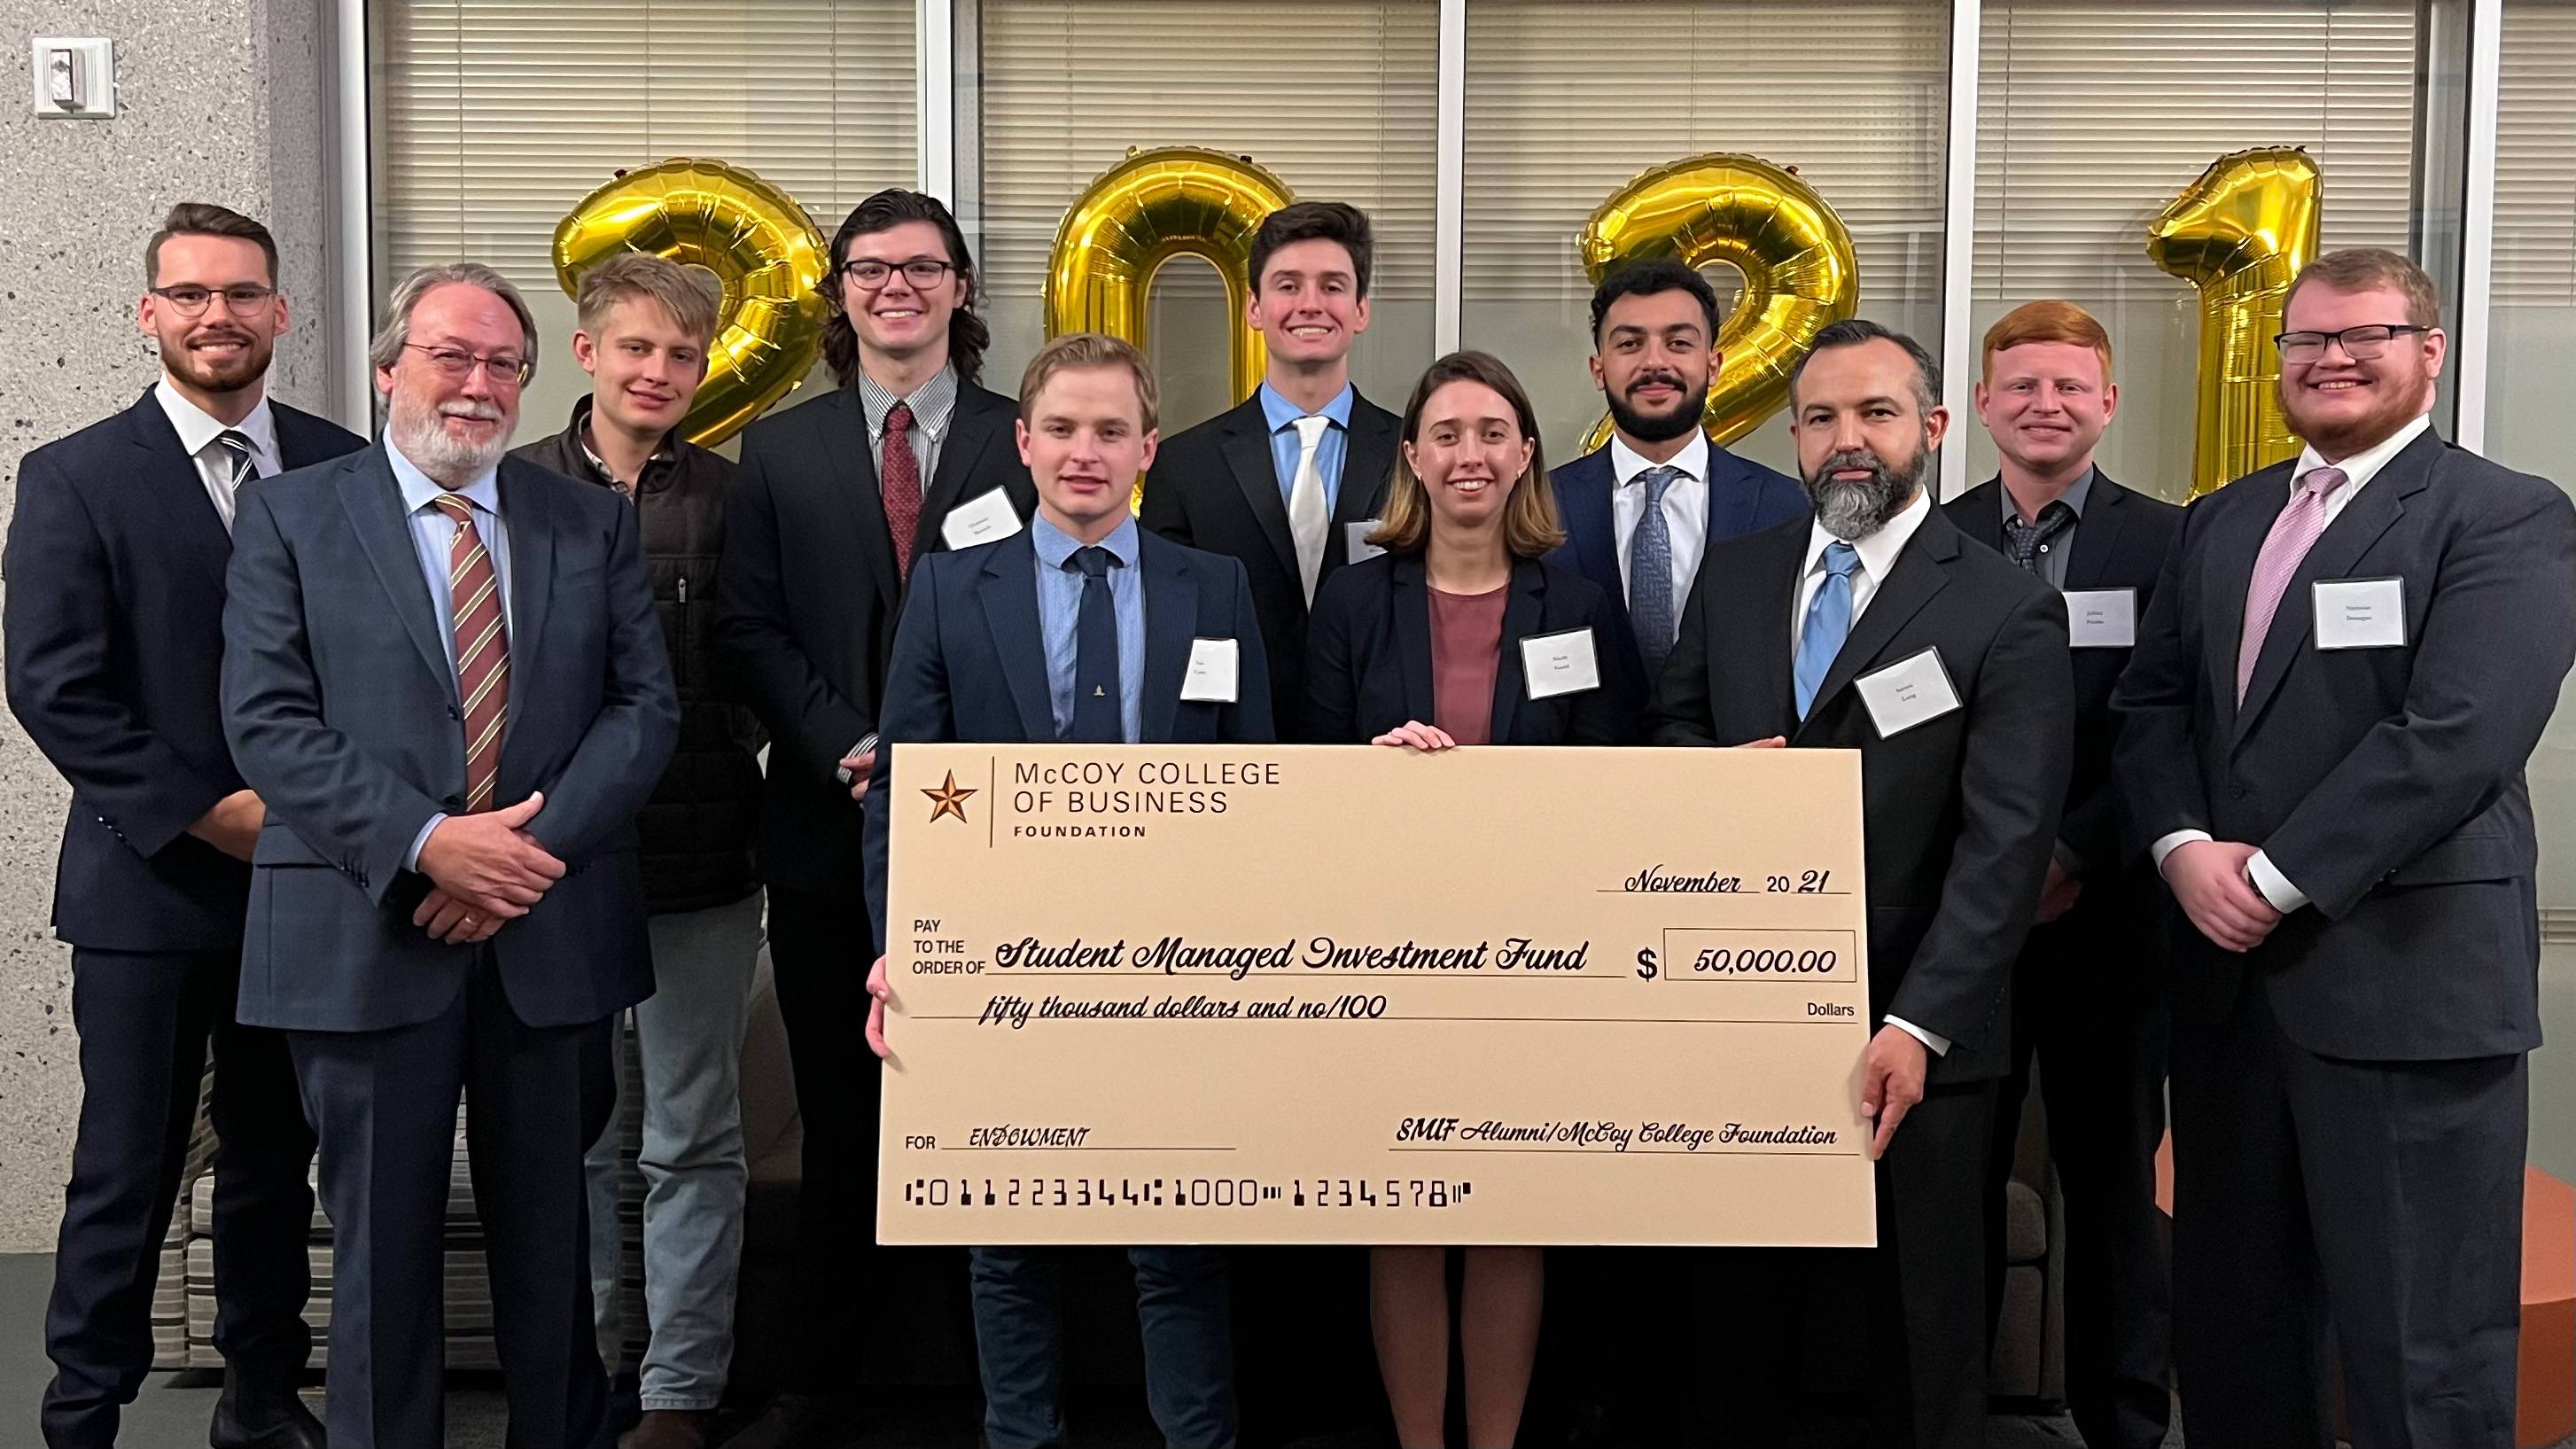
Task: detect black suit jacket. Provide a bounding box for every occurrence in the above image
[714,379,1037,900]
[1643,505,2074,1082]
[1545,437,1810,694]
[861,526,1274,944]
[1140,390,1401,739]
[1943,472,2182,876]
[2113,428,2576,1060]
[4,387,366,951]
[1302,552,1636,745]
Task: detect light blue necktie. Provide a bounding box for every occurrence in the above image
[1794,542,1861,720]
[1630,466,1679,678]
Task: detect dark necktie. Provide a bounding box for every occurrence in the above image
[882,400,922,580]
[2004,500,2074,574]
[1067,546,1123,744]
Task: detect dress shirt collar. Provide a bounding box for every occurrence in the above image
[2001,464,2094,525]
[155,376,276,463]
[2291,410,2431,493]
[859,362,960,442]
[565,394,673,487]
[1804,485,1933,583]
[1031,510,1140,572]
[1610,429,1710,489]
[385,432,502,520]
[1258,380,1355,435]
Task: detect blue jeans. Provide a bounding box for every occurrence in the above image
[584,892,762,1412]
[969,1245,1236,1448]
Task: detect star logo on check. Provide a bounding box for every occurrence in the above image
[922,770,977,824]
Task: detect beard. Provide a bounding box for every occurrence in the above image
[161,325,273,396]
[388,394,513,483]
[2281,367,2433,459]
[1803,440,1930,541]
[1604,370,1709,445]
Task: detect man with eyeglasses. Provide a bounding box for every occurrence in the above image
[6,201,362,1449]
[220,261,677,1449]
[715,188,1035,1449]
[2114,246,2576,1449]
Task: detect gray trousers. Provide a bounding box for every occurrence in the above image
[584,892,763,1412]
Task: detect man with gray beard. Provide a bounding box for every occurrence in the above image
[1642,319,2073,1449]
[221,262,677,1449]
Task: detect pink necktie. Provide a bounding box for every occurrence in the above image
[2236,465,2349,705]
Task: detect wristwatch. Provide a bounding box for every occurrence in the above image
[836,731,881,786]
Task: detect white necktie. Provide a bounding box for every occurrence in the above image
[1288,414,1332,604]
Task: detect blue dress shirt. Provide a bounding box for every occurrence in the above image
[1032,512,1146,744]
[387,435,513,869]
[1258,381,1355,515]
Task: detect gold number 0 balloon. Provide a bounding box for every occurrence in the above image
[553,158,829,448]
[2148,146,2323,497]
[1576,154,1860,455]
[1044,146,1296,407]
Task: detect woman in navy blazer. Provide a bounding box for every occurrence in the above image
[1302,352,1630,1449]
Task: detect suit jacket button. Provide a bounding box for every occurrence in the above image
[2230,783,2248,799]
[446,795,464,809]
[447,705,461,721]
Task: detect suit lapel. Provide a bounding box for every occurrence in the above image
[922,387,1006,555]
[1390,553,1436,727]
[813,389,903,612]
[1140,534,1195,744]
[341,448,460,706]
[2205,464,2294,728]
[2063,475,2127,594]
[1730,524,1807,739]
[1337,394,1400,524]
[499,461,557,725]
[1706,442,1768,550]
[2233,434,2439,741]
[122,393,235,593]
[1488,559,1545,743]
[1562,450,1626,619]
[977,533,1058,743]
[1219,399,1300,582]
[1794,509,1957,739]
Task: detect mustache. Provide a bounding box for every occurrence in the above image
[188,327,256,347]
[1625,370,1686,394]
[1813,448,1890,482]
[439,401,506,423]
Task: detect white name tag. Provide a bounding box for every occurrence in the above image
[1519,627,1602,700]
[1853,647,1964,738]
[939,487,1024,550]
[2062,588,2137,649]
[2313,577,2407,650]
[1180,637,1241,703]
[1346,520,1387,565]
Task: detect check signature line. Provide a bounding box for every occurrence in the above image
[1388,1146,1863,1157]
[911,1014,1853,1025]
[1593,888,1856,895]
[938,1145,1237,1152]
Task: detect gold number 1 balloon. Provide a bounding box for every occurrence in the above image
[1044,146,1296,407]
[1576,153,1861,455]
[2148,146,2323,496]
[553,158,829,448]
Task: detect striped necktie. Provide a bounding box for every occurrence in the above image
[432,493,510,812]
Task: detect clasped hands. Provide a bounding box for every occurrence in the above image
[2160,838,2280,953]
[412,793,564,945]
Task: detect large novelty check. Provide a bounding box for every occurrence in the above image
[877,744,1875,1247]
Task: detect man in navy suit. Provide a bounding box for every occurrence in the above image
[1951,301,2181,1449]
[6,202,362,1449]
[861,333,1266,1449]
[221,262,678,1449]
[1546,261,1809,699]
[2115,248,2576,1449]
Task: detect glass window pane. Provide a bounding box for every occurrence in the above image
[1460,0,1950,477]
[1969,0,2423,502]
[372,0,919,434]
[967,0,1437,432]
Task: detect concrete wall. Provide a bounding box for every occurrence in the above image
[0,0,338,1250]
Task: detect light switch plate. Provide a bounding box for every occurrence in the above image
[31,37,115,120]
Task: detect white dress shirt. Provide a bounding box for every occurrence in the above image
[154,377,279,533]
[2149,410,2435,913]
[1611,430,1713,618]
[1790,488,1952,1056]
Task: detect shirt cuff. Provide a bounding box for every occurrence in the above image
[2151,829,2214,874]
[1884,1015,1950,1056]
[404,813,447,874]
[2245,850,2309,915]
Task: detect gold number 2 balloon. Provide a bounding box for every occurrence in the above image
[1044,146,1296,407]
[2148,146,2323,497]
[552,158,829,448]
[1576,153,1861,455]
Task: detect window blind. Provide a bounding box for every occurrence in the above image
[2495,0,2574,307]
[1974,1,2419,299]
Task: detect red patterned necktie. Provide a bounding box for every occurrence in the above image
[882,400,922,579]
[432,493,510,812]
